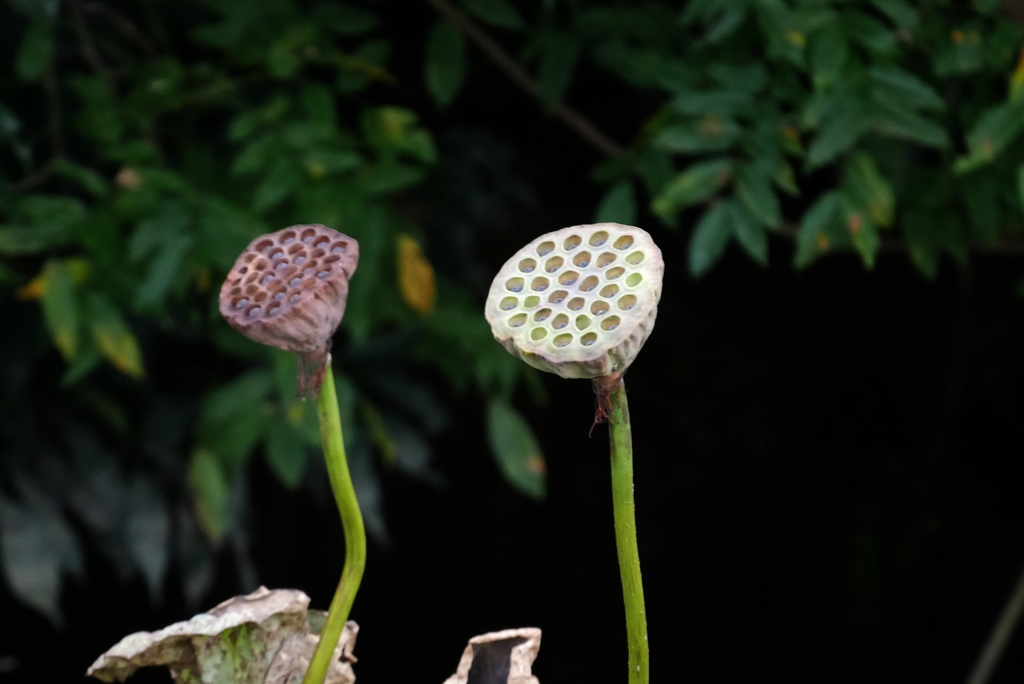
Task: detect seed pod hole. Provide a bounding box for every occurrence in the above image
[581,332,598,346]
[280,231,296,244]
[553,333,573,348]
[331,242,348,254]
[313,237,330,248]
[524,295,540,308]
[289,277,301,287]
[606,266,625,280]
[289,293,301,304]
[273,291,286,301]
[536,241,555,256]
[545,256,564,273]
[519,258,537,273]
[245,284,259,294]
[317,269,331,280]
[579,276,599,292]
[267,304,281,316]
[275,261,290,271]
[601,315,621,331]
[255,259,269,270]
[311,248,326,259]
[230,287,241,296]
[301,228,316,244]
[614,235,634,250]
[243,254,257,264]
[531,327,547,341]
[626,251,645,265]
[589,231,609,247]
[596,252,616,268]
[575,315,591,330]
[618,294,637,310]
[572,251,592,268]
[506,277,525,292]
[509,313,527,327]
[531,277,549,292]
[552,313,569,330]
[234,297,249,309]
[500,297,518,311]
[324,254,341,264]
[626,273,643,287]
[600,284,620,298]
[294,256,307,266]
[564,234,582,251]
[548,290,568,304]
[256,239,274,253]
[558,271,579,286]
[534,308,552,322]
[261,275,275,285]
[591,300,609,316]
[255,291,268,303]
[567,297,584,311]
[269,249,284,260]
[288,243,304,255]
[246,305,262,318]
[239,266,249,275]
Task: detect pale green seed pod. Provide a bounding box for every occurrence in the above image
[485,223,663,379]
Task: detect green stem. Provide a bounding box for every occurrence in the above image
[607,377,649,684]
[303,361,366,684]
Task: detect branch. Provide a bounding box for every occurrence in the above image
[69,0,114,77]
[82,2,157,58]
[423,0,624,158]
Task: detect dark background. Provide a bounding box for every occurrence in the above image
[3,2,1024,683]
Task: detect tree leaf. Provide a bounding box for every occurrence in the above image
[595,180,637,225]
[1017,163,1024,215]
[486,399,545,500]
[735,163,781,229]
[954,101,1024,173]
[15,18,53,81]
[868,67,944,110]
[314,4,378,35]
[807,107,872,169]
[188,449,230,545]
[462,0,526,31]
[40,259,79,360]
[538,32,581,106]
[265,421,309,490]
[652,158,733,223]
[844,152,895,227]
[840,192,880,269]
[689,201,732,277]
[85,293,145,379]
[0,490,83,625]
[124,477,170,604]
[728,200,768,266]
[426,20,466,108]
[794,191,841,269]
[652,116,741,153]
[872,98,949,149]
[396,233,436,315]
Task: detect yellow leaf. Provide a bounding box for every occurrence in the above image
[396,233,436,315]
[88,294,145,379]
[16,257,91,300]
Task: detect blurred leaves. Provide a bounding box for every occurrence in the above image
[396,234,437,315]
[486,400,545,500]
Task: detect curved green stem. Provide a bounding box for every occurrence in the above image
[608,377,649,684]
[303,361,366,684]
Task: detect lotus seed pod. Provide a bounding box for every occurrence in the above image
[484,223,663,379]
[219,224,359,397]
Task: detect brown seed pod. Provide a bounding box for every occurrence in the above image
[219,224,359,398]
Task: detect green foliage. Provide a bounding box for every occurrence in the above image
[0,0,536,622]
[2,0,1024,623]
